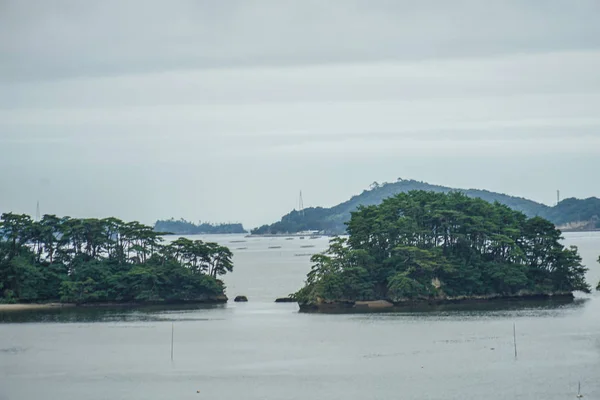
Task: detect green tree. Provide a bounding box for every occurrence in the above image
[387,272,426,301]
[0,213,234,304]
[296,191,591,306]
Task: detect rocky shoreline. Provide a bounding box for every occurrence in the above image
[298,292,576,313]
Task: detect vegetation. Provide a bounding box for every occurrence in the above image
[543,197,600,227]
[0,213,233,304]
[154,218,246,235]
[295,191,590,306]
[252,179,600,235]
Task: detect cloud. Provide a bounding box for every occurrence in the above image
[2,0,600,81]
[1,1,600,227]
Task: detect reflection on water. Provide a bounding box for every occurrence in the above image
[0,303,228,324]
[0,297,589,324]
[353,298,591,322]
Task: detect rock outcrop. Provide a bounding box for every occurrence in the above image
[275,297,295,303]
[298,292,575,313]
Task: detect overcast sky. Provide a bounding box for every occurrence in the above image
[1,0,600,228]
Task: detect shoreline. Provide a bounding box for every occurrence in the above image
[561,228,600,233]
[0,303,75,311]
[0,297,228,312]
[246,234,328,238]
[249,228,600,238]
[159,232,248,236]
[298,292,577,313]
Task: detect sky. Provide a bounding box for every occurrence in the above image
[1,0,600,228]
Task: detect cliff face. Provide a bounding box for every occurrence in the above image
[557,216,600,232]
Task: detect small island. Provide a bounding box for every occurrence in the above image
[295,191,591,312]
[0,213,233,305]
[154,218,247,235]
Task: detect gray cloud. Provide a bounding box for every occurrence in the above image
[1,1,600,227]
[2,0,600,81]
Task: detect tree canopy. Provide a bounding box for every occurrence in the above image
[295,191,591,305]
[0,213,233,304]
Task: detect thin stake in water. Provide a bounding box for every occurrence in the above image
[171,322,174,361]
[513,323,517,359]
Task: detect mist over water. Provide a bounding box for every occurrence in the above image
[1,232,599,400]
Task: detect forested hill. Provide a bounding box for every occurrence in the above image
[251,179,600,235]
[154,219,247,235]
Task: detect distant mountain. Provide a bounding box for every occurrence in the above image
[154,219,247,235]
[251,179,600,235]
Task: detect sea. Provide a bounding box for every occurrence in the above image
[1,232,599,400]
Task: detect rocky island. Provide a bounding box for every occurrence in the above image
[295,191,591,312]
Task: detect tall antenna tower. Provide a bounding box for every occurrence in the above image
[35,200,40,221]
[299,190,304,216]
[557,190,560,206]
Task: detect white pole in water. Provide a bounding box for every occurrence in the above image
[513,323,517,359]
[171,322,174,361]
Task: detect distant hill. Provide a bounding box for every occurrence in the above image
[154,219,247,235]
[251,179,600,235]
[543,197,600,227]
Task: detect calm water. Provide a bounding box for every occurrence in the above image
[1,233,599,400]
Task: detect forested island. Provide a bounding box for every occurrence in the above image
[154,218,247,235]
[295,191,592,312]
[0,213,233,305]
[252,179,600,235]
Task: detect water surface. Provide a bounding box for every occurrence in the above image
[1,232,599,400]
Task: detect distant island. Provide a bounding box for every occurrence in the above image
[251,179,600,235]
[0,213,234,305]
[154,218,247,235]
[295,191,591,312]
